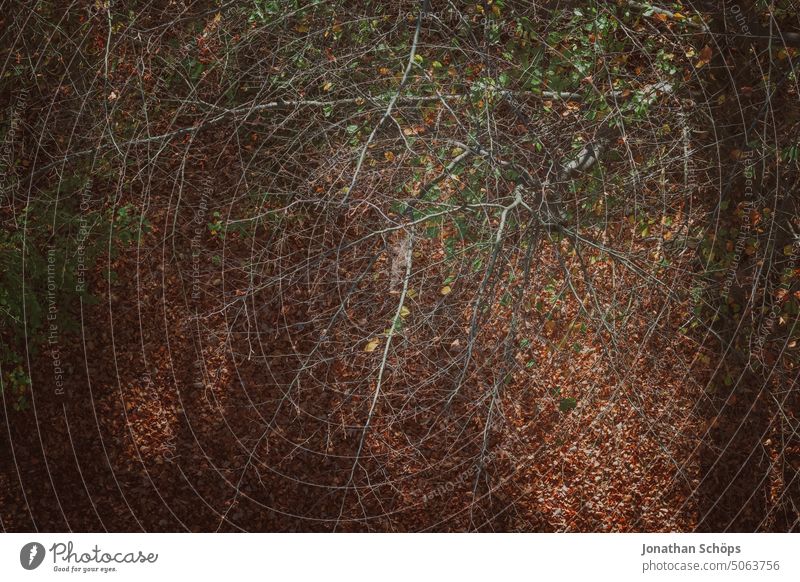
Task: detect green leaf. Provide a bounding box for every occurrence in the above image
[558,397,577,412]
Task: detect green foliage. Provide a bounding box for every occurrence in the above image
[781,143,799,163]
[114,203,151,246]
[206,210,253,240]
[248,0,325,24]
[1,177,149,411]
[208,211,224,237]
[558,397,577,412]
[1,361,31,412]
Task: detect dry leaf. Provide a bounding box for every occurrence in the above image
[694,46,713,69]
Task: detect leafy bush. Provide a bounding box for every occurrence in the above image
[0,178,149,409]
